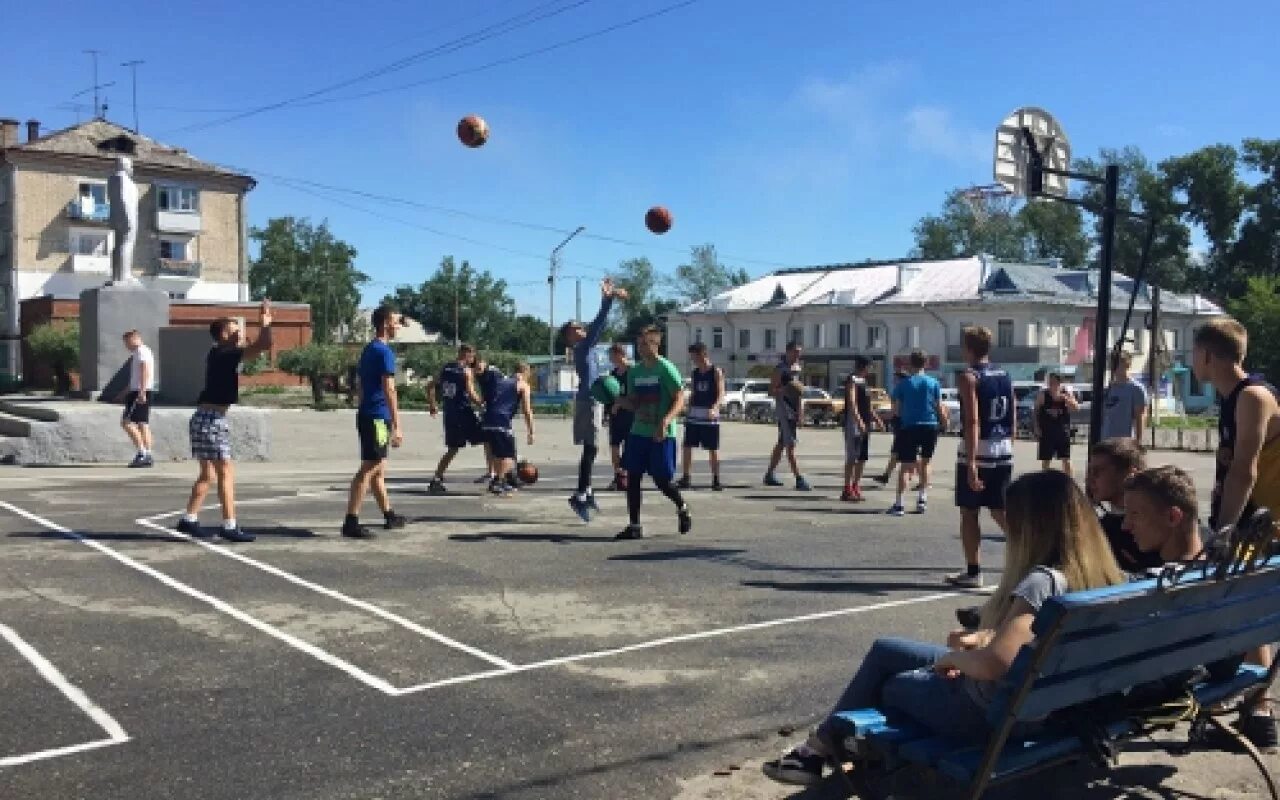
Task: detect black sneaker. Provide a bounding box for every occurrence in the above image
[676,475,692,490]
[677,505,692,535]
[614,524,644,540]
[711,478,724,492]
[474,473,495,484]
[342,519,376,539]
[128,454,153,468]
[568,495,592,523]
[383,512,408,530]
[427,478,448,496]
[1240,710,1279,754]
[217,526,256,543]
[762,746,824,786]
[175,518,201,536]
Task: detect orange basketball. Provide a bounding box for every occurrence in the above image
[516,460,539,485]
[645,206,673,235]
[457,115,489,148]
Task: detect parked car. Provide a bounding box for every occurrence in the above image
[720,378,771,420]
[868,386,893,424]
[939,387,962,434]
[800,387,845,426]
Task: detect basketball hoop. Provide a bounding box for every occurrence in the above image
[994,107,1071,199]
[961,184,1014,223]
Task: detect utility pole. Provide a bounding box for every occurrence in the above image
[548,226,585,364]
[121,60,144,133]
[453,282,460,346]
[575,277,582,323]
[86,50,101,117]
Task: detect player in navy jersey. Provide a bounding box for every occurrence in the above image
[948,326,1015,589]
[678,342,726,490]
[427,344,486,494]
[480,364,535,497]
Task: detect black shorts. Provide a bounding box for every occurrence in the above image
[955,464,1013,510]
[357,413,390,462]
[122,392,151,424]
[894,425,938,463]
[444,410,484,449]
[1037,431,1071,461]
[683,423,720,451]
[608,410,634,447]
[486,428,517,460]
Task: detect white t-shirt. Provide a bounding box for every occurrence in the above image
[129,344,155,391]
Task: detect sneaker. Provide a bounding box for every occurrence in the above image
[887,503,905,517]
[945,571,984,589]
[711,478,724,492]
[677,505,692,535]
[841,488,855,502]
[761,746,824,786]
[586,492,600,512]
[763,472,784,487]
[342,520,376,539]
[851,486,865,502]
[568,495,592,523]
[676,475,692,490]
[383,512,408,530]
[175,518,201,536]
[614,524,644,540]
[795,476,812,492]
[128,454,152,468]
[492,484,515,498]
[505,471,519,489]
[1240,710,1279,754]
[427,478,448,496]
[217,526,256,543]
[916,497,928,513]
[873,473,889,485]
[489,481,505,496]
[474,473,495,484]
[956,606,983,629]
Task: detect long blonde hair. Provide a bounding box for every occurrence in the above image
[980,470,1125,628]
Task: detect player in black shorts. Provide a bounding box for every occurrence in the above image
[1033,372,1078,477]
[605,343,634,491]
[427,344,485,494]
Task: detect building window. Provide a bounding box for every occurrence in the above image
[812,323,824,349]
[790,327,803,346]
[907,325,920,349]
[838,323,852,349]
[78,180,107,208]
[159,238,189,261]
[997,319,1015,348]
[1166,328,1180,351]
[764,328,777,350]
[693,327,703,345]
[167,292,187,300]
[157,185,199,213]
[866,325,884,350]
[72,230,109,256]
[711,326,724,350]
[738,328,750,349]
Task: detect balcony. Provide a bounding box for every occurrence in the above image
[945,344,1062,364]
[67,201,110,223]
[71,253,111,274]
[152,258,202,279]
[156,209,201,234]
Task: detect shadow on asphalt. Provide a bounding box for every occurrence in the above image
[741,578,949,595]
[608,547,749,562]
[408,515,532,525]
[8,530,175,543]
[736,494,832,502]
[448,530,620,544]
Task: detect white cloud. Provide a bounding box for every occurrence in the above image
[903,106,989,167]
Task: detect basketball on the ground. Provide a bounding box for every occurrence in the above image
[516,460,539,485]
[590,374,621,405]
[457,115,489,148]
[645,206,673,234]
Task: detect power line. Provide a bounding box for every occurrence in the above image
[165,0,596,134]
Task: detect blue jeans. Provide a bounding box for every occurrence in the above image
[817,637,991,742]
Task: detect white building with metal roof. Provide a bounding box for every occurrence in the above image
[664,255,1225,410]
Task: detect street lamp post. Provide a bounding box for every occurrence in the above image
[548,226,585,367]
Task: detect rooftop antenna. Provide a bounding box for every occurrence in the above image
[121,60,144,132]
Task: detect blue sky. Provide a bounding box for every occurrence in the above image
[4,0,1278,320]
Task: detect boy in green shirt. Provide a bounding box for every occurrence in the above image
[612,325,692,540]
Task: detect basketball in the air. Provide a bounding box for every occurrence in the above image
[645,206,673,234]
[516,460,539,485]
[457,115,489,148]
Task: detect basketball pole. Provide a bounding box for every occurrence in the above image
[1088,165,1120,449]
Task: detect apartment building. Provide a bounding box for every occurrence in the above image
[0,116,255,379]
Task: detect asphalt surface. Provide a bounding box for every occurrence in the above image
[0,416,1243,799]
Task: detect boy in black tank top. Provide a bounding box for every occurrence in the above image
[1033,372,1078,477]
[679,343,725,491]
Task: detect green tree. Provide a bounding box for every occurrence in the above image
[277,343,357,404]
[27,321,79,395]
[910,189,1028,261]
[383,256,514,346]
[610,257,660,330]
[1016,200,1089,266]
[1233,139,1280,280]
[249,217,368,344]
[669,244,750,304]
[1229,276,1280,379]
[1161,144,1247,297]
[497,314,553,355]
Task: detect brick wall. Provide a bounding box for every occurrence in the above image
[19,297,311,390]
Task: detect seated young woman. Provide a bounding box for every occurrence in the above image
[763,469,1126,786]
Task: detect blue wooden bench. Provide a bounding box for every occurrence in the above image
[824,525,1280,799]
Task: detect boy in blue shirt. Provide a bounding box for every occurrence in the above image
[342,306,408,539]
[888,350,947,516]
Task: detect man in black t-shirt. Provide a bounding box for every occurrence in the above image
[1085,438,1163,573]
[175,299,274,543]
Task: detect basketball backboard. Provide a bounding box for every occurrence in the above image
[994,107,1071,199]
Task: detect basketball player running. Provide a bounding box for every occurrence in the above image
[1194,318,1280,750]
[1033,372,1078,476]
[948,326,1014,589]
[175,299,273,542]
[606,343,634,491]
[118,329,155,468]
[563,279,629,522]
[764,342,811,491]
[342,306,408,539]
[612,326,692,540]
[679,342,725,491]
[427,344,485,494]
[479,364,535,498]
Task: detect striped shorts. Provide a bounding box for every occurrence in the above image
[189,409,232,461]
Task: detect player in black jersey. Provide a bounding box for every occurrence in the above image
[426,344,486,494]
[1033,372,1079,477]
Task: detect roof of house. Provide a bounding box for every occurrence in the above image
[678,256,1224,317]
[3,118,253,184]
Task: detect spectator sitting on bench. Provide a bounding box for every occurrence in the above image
[763,470,1125,786]
[1088,438,1166,573]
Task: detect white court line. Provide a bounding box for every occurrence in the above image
[0,501,399,696]
[0,623,130,768]
[134,517,514,669]
[138,489,341,523]
[390,591,960,695]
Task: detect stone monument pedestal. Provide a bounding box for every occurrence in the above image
[79,285,170,397]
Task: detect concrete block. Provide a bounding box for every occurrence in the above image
[159,326,216,406]
[79,285,170,394]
